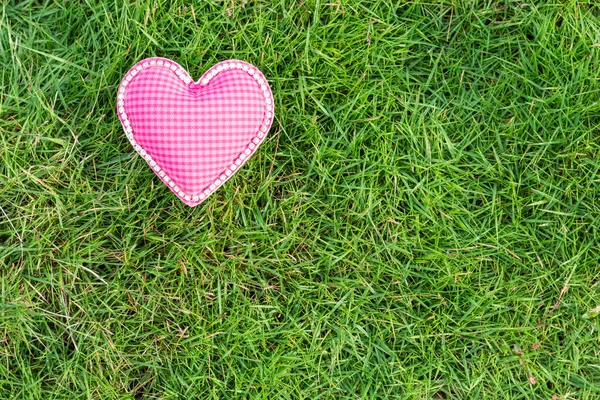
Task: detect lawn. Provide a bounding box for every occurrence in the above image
[1,0,600,398]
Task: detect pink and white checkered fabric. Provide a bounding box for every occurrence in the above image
[116,57,274,206]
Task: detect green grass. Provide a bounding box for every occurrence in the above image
[1,0,600,398]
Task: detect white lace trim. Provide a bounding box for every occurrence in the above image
[117,57,274,206]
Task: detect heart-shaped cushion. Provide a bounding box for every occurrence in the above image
[116,57,274,206]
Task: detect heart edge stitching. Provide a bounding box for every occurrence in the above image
[116,57,274,206]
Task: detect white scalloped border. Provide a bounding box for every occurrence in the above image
[116,57,274,206]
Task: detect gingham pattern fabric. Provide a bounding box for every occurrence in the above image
[116,57,274,206]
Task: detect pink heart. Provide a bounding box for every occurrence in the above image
[116,57,274,206]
